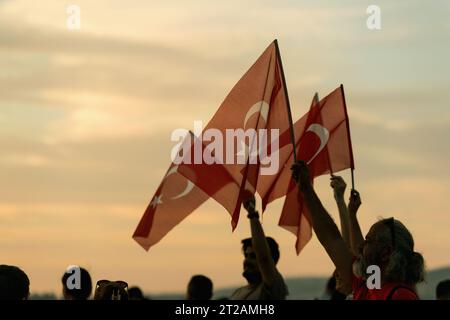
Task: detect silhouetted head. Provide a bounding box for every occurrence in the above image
[128,286,145,300]
[61,267,92,300]
[241,237,280,285]
[0,265,30,300]
[353,218,425,286]
[325,275,337,295]
[186,275,213,300]
[94,280,128,300]
[436,279,450,300]
[322,271,347,300]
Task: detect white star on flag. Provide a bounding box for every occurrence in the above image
[150,195,163,208]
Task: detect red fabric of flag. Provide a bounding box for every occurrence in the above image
[264,86,354,253]
[132,134,214,251]
[193,40,291,229]
[132,166,209,251]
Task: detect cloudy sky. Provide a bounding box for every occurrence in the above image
[1,0,449,295]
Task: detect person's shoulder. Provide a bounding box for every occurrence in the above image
[264,269,288,298]
[229,285,248,300]
[274,269,285,280]
[390,287,418,300]
[352,273,365,292]
[272,269,287,287]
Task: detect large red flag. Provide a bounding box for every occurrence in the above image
[263,85,354,253]
[133,135,209,250]
[133,40,295,249]
[132,164,209,251]
[176,133,243,218]
[185,40,293,229]
[133,134,239,251]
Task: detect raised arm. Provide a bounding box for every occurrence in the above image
[292,161,353,292]
[348,189,364,256]
[243,195,278,288]
[330,176,350,246]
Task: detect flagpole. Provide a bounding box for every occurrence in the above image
[351,170,355,191]
[340,84,355,190]
[313,92,334,178]
[274,39,297,162]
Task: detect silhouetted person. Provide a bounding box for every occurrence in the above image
[61,267,92,300]
[319,272,347,300]
[186,275,213,300]
[0,265,30,300]
[292,161,425,300]
[94,280,128,300]
[436,279,450,300]
[326,175,354,300]
[128,286,147,300]
[230,193,288,300]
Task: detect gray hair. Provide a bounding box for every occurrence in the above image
[377,219,425,285]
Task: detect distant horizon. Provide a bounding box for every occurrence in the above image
[27,264,450,298]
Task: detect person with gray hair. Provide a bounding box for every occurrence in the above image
[292,161,425,300]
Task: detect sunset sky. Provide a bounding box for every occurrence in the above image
[1,0,449,296]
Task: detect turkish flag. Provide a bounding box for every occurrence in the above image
[132,134,224,251]
[132,162,209,251]
[257,94,318,211]
[183,40,292,229]
[133,40,294,250]
[176,133,243,219]
[262,85,354,253]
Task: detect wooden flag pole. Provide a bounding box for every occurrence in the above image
[274,39,297,162]
[340,84,356,190]
[351,169,355,191]
[312,92,334,178]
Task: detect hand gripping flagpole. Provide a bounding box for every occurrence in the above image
[274,39,297,162]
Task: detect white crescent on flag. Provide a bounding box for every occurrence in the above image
[238,101,270,158]
[162,166,195,200]
[244,101,269,128]
[305,123,330,164]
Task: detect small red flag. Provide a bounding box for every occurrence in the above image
[262,86,355,253]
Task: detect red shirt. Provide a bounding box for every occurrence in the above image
[352,275,418,300]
